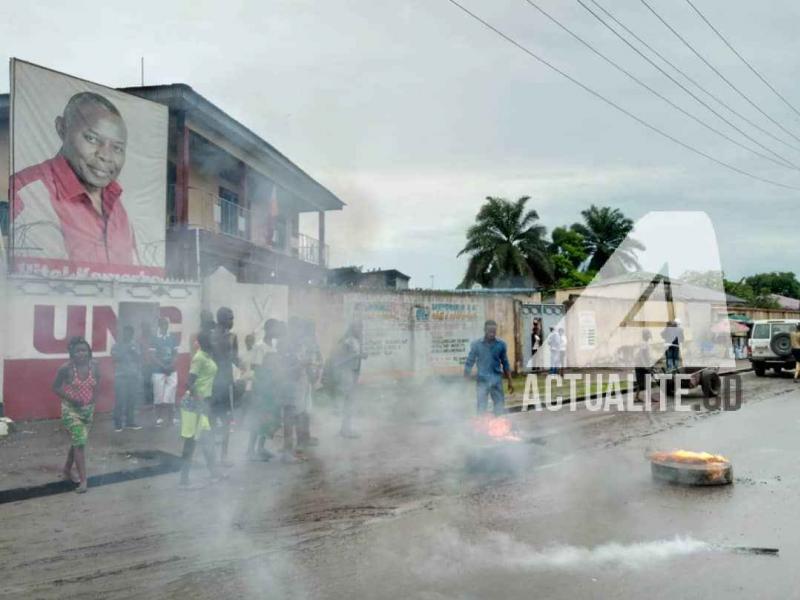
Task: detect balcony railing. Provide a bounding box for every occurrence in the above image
[215,195,250,240]
[184,186,329,266]
[296,232,329,267]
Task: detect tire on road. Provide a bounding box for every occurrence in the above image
[700,371,721,398]
[753,362,766,377]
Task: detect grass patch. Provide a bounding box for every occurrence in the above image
[505,372,632,407]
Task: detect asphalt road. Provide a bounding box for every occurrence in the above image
[1,372,798,599]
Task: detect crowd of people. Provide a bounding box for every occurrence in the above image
[53,307,369,492]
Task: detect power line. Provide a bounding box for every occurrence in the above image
[685,0,800,120]
[522,0,800,172]
[586,0,800,155]
[639,0,800,146]
[443,0,800,191]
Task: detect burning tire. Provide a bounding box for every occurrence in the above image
[649,450,732,486]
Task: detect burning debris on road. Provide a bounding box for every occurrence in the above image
[465,415,527,474]
[649,449,733,486]
[471,415,522,443]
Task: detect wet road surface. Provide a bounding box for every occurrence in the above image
[1,372,798,599]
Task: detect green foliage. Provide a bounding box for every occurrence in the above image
[458,196,554,289]
[742,272,800,300]
[723,279,780,309]
[570,205,643,275]
[458,201,644,290]
[548,227,594,288]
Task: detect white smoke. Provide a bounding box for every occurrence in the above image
[417,530,711,578]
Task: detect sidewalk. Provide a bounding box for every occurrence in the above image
[0,407,181,494]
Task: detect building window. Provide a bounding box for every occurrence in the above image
[217,187,243,238]
[166,162,177,226]
[273,215,287,250]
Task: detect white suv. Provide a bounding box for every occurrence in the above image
[748,319,800,376]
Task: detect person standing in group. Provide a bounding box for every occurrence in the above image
[296,319,322,451]
[545,326,561,376]
[464,320,514,416]
[558,327,568,376]
[661,319,684,371]
[140,321,155,407]
[277,319,305,463]
[634,329,656,403]
[791,323,800,383]
[239,333,258,415]
[528,320,541,371]
[53,337,100,494]
[152,317,178,427]
[329,321,367,439]
[246,319,282,461]
[110,325,142,432]
[179,332,221,488]
[192,310,216,354]
[210,306,240,465]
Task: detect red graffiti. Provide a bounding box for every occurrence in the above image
[91,305,117,353]
[33,305,87,354]
[32,305,184,354]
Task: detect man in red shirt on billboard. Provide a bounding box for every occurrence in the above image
[11,91,139,273]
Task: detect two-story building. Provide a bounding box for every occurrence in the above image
[0,83,345,285]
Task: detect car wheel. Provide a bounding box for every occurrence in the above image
[773,365,783,375]
[701,371,721,398]
[770,332,792,358]
[753,362,766,377]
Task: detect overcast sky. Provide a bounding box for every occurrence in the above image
[3,0,799,288]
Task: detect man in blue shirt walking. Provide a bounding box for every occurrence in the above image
[464,320,515,415]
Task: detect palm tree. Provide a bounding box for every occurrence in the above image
[458,196,553,289]
[570,205,643,275]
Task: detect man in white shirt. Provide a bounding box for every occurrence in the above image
[546,327,561,375]
[558,327,568,376]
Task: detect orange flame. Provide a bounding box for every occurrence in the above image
[472,415,522,442]
[650,449,730,482]
[650,449,729,465]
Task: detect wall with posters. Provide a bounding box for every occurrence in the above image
[1,275,201,420]
[0,275,530,420]
[9,59,168,278]
[288,287,520,382]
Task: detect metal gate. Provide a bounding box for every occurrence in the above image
[520,303,565,368]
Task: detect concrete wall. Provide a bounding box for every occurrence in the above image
[287,287,520,382]
[203,267,288,338]
[1,275,201,420]
[0,124,8,204]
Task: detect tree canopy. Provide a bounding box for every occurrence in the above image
[457,196,553,289]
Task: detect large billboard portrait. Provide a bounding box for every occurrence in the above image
[9,59,167,277]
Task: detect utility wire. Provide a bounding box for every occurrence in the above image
[522,0,800,171]
[586,0,800,155]
[640,0,800,146]
[443,0,800,191]
[685,0,800,120]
